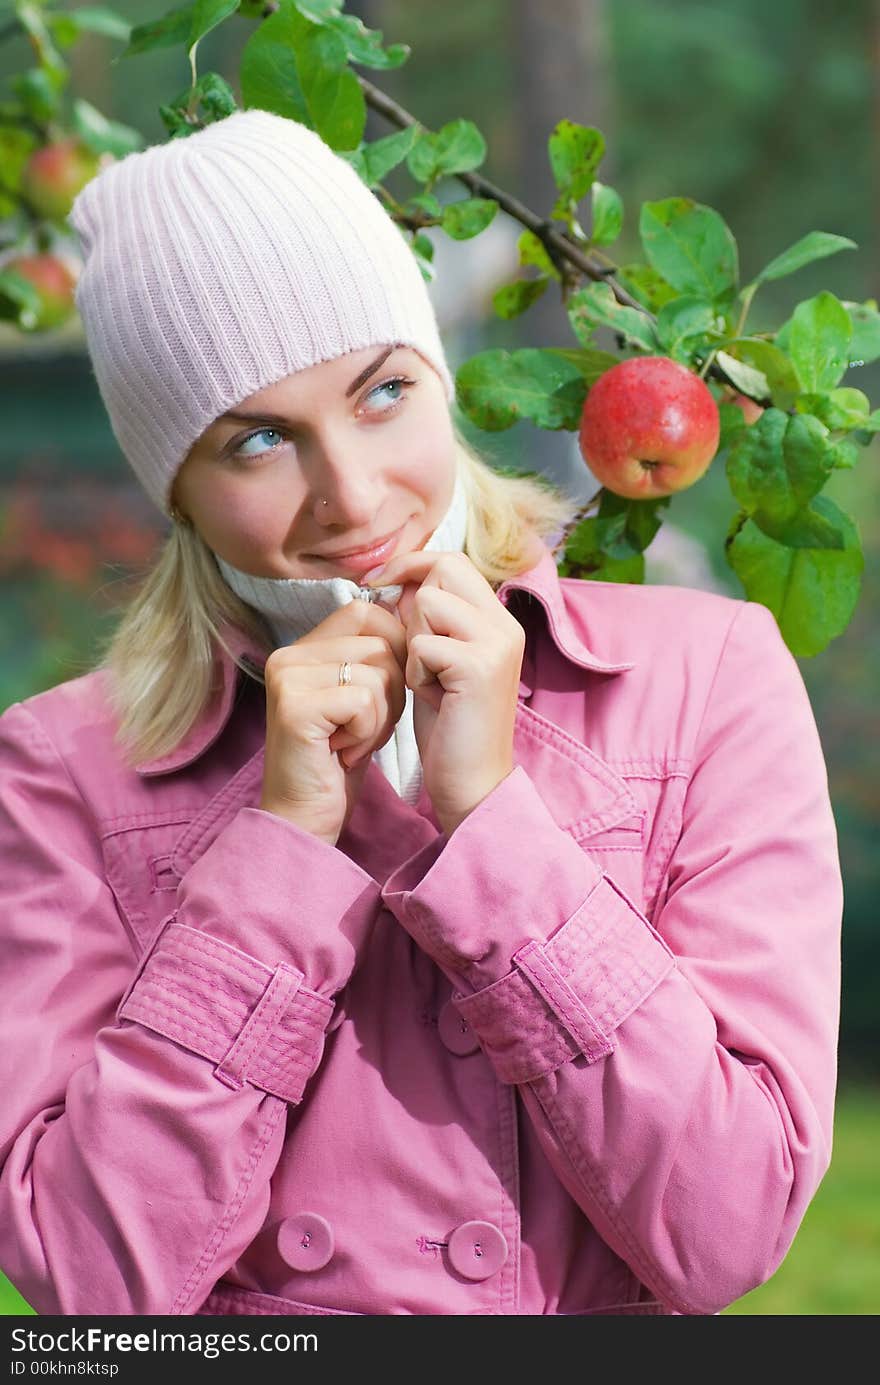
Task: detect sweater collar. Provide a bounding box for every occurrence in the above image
[135,541,636,777]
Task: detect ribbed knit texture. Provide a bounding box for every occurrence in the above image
[67,108,454,515]
[216,459,469,806]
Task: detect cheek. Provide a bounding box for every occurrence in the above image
[396,409,455,506]
[194,474,294,554]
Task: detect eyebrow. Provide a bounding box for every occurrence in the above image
[216,343,403,427]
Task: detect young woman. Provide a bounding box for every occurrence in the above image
[0,109,842,1317]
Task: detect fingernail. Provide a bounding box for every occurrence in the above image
[360,564,386,585]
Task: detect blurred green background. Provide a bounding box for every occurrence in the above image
[1,0,877,1315]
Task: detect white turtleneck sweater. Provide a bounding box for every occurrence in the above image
[215,461,469,807]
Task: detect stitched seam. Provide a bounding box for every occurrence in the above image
[171,1099,285,1316]
[121,994,237,1053]
[218,967,301,1085]
[173,754,264,869]
[162,926,272,987]
[101,809,201,838]
[134,973,248,1027]
[517,946,611,1057]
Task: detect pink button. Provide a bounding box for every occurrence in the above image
[437,1000,480,1056]
[447,1221,508,1281]
[277,1212,334,1272]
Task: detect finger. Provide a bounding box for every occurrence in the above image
[269,635,397,670]
[406,583,498,645]
[366,551,501,627]
[405,632,469,693]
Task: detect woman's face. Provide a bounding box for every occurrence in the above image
[172,343,457,579]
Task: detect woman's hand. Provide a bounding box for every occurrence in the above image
[259,599,407,845]
[364,551,525,835]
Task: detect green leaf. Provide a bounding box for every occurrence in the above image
[70,99,147,157]
[786,291,852,393]
[568,281,658,352]
[590,182,623,247]
[656,297,718,362]
[547,121,604,209]
[0,124,38,201]
[715,349,769,401]
[726,497,863,656]
[849,410,880,435]
[518,230,561,280]
[640,197,738,303]
[492,277,549,320]
[441,197,498,240]
[542,345,620,385]
[717,401,748,451]
[406,119,486,183]
[721,339,800,409]
[400,191,442,219]
[120,2,194,58]
[10,66,67,124]
[753,231,857,285]
[295,2,410,70]
[240,2,365,149]
[617,262,678,312]
[411,232,435,283]
[45,13,80,49]
[0,266,43,331]
[455,348,589,432]
[795,388,870,431]
[344,125,416,186]
[411,231,434,261]
[188,0,239,70]
[725,408,834,524]
[559,492,670,583]
[828,439,861,467]
[843,300,880,367]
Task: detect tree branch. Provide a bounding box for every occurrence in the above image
[357,73,645,312]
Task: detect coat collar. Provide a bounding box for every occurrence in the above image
[135,542,635,777]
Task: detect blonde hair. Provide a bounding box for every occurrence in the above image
[96,426,583,768]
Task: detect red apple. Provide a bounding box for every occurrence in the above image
[578,355,721,500]
[5,253,78,331]
[21,137,104,223]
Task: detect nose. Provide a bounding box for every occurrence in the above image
[305,426,383,527]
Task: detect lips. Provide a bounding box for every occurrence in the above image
[320,528,400,559]
[312,525,404,575]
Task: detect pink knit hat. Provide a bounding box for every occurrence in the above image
[67,109,455,515]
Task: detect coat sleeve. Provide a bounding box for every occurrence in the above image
[0,701,382,1316]
[379,599,843,1316]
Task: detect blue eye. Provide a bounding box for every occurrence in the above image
[231,375,415,460]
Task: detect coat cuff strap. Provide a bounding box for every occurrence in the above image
[452,873,676,1084]
[117,920,334,1104]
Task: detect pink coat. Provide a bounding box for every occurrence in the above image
[0,543,842,1316]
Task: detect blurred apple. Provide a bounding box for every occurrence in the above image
[5,253,78,331]
[578,355,721,500]
[21,138,104,223]
[721,386,765,425]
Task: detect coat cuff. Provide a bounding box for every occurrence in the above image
[175,806,383,996]
[380,765,605,988]
[117,920,333,1105]
[380,764,676,1082]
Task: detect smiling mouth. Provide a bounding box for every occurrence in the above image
[311,525,405,559]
